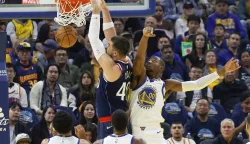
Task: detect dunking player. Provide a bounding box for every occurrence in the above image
[129,27,240,144]
[88,0,132,139]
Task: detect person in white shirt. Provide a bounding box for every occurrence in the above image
[166,122,196,144]
[7,63,28,107]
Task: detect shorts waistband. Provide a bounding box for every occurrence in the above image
[98,116,112,123]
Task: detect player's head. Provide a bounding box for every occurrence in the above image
[6,63,16,83]
[146,56,165,79]
[111,109,128,132]
[107,36,130,59]
[170,122,184,139]
[52,111,73,134]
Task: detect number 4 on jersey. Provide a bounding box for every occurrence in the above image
[116,82,130,101]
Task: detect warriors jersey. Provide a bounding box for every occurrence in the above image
[48,136,80,144]
[96,60,132,117]
[103,134,134,144]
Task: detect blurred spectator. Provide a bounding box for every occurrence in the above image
[184,98,220,143]
[217,32,240,66]
[160,0,180,20]
[177,65,213,112]
[113,18,125,36]
[78,101,98,126]
[206,0,246,39]
[201,118,244,144]
[161,45,190,81]
[9,102,30,144]
[6,19,38,47]
[238,51,250,87]
[84,123,97,144]
[121,32,134,60]
[166,122,196,144]
[15,133,31,144]
[14,42,43,99]
[184,33,208,69]
[203,50,223,90]
[37,39,57,73]
[55,48,81,90]
[237,0,250,38]
[213,71,248,114]
[31,106,56,144]
[209,24,228,53]
[7,63,28,107]
[175,2,205,37]
[231,90,250,140]
[30,64,67,115]
[68,71,96,108]
[175,15,201,57]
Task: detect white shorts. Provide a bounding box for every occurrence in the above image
[132,125,166,144]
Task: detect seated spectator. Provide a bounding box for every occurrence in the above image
[30,64,68,115]
[31,106,56,144]
[231,90,250,140]
[37,39,57,73]
[238,51,250,87]
[78,101,98,126]
[55,48,80,90]
[84,123,97,144]
[184,98,220,144]
[9,102,30,144]
[160,0,180,21]
[16,133,31,144]
[206,0,246,40]
[209,24,228,53]
[160,45,189,81]
[217,32,241,66]
[7,63,28,107]
[201,118,244,144]
[69,71,96,107]
[175,2,205,37]
[166,122,196,144]
[112,18,125,36]
[184,33,208,69]
[203,50,223,90]
[213,71,248,114]
[177,65,213,112]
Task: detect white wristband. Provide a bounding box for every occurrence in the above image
[103,22,114,30]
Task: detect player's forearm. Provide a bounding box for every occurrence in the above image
[181,72,220,92]
[102,7,116,41]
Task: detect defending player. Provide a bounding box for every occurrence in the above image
[88,0,132,139]
[129,27,240,144]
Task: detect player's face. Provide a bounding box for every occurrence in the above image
[55,50,68,64]
[221,121,234,139]
[171,124,184,138]
[7,67,15,82]
[205,51,216,65]
[84,104,95,120]
[82,73,92,86]
[145,57,162,79]
[18,49,31,62]
[44,107,55,123]
[46,66,59,82]
[241,97,250,113]
[9,106,20,122]
[196,99,210,115]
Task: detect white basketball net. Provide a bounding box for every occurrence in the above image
[54,0,92,27]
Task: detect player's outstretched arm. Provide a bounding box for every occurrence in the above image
[130,27,155,89]
[100,0,117,41]
[88,0,121,82]
[165,58,240,93]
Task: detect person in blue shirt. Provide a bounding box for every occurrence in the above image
[184,98,220,144]
[209,24,228,54]
[217,32,240,65]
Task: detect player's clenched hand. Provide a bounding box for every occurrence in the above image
[224,58,241,73]
[90,0,101,14]
[75,124,87,139]
[143,27,155,38]
[99,0,108,10]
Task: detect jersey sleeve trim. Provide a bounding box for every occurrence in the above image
[162,81,165,98]
[130,136,134,144]
[132,76,147,91]
[77,139,80,144]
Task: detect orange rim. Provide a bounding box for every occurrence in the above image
[55,0,90,14]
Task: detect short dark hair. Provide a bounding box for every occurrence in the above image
[53,111,73,134]
[229,32,241,39]
[240,90,250,103]
[158,36,170,43]
[112,109,128,131]
[6,63,15,71]
[187,15,201,24]
[160,44,173,52]
[214,24,225,31]
[55,48,68,55]
[9,102,22,110]
[111,36,130,57]
[113,18,124,25]
[156,3,165,12]
[171,121,183,127]
[190,64,203,70]
[84,123,97,143]
[196,98,209,104]
[44,64,61,78]
[121,32,133,40]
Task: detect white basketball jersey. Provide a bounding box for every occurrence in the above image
[130,77,165,127]
[103,134,134,144]
[48,135,80,144]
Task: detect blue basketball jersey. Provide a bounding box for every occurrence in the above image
[96,60,132,117]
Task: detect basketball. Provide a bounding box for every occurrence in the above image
[55,25,78,48]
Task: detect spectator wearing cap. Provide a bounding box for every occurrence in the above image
[16,133,31,144]
[175,2,205,38]
[206,0,247,40]
[37,39,57,73]
[14,42,43,100]
[237,0,250,39]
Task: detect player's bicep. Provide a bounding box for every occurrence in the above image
[130,67,146,90]
[104,27,116,42]
[41,139,48,144]
[165,79,183,92]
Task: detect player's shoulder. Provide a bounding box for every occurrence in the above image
[133,137,146,144]
[80,139,90,144]
[41,138,49,144]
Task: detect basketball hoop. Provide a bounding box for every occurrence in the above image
[54,0,91,27]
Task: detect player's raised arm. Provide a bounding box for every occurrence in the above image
[88,0,121,82]
[100,0,116,41]
[130,27,155,89]
[165,58,240,92]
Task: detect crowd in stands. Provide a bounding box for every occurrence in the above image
[5,0,250,143]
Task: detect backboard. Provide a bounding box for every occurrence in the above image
[0,0,155,19]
